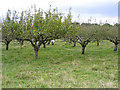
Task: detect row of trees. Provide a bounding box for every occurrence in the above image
[1,6,120,59]
[65,22,119,54]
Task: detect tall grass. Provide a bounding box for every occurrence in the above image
[2,40,118,88]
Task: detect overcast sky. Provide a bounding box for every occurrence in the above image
[0,0,119,25]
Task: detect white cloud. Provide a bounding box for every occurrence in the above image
[0,0,119,10]
[71,12,118,25]
[0,0,118,24]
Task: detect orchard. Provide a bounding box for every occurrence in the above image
[1,5,119,88]
[1,6,119,59]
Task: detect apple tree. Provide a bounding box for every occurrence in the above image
[19,6,63,59]
[105,24,120,51]
[2,10,17,50]
[77,24,96,54]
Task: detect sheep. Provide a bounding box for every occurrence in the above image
[51,40,55,45]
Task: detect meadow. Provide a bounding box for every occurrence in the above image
[2,40,118,88]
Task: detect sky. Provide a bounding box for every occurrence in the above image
[0,0,119,25]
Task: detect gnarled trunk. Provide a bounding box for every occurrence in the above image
[97,40,99,46]
[47,40,51,45]
[114,44,117,51]
[82,46,85,54]
[73,41,76,47]
[34,47,39,59]
[6,43,9,50]
[43,43,46,48]
[6,41,11,50]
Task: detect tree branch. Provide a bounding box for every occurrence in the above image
[24,39,35,47]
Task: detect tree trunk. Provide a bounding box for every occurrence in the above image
[34,47,39,59]
[43,43,46,48]
[47,40,51,45]
[73,41,76,47]
[20,40,24,49]
[114,44,117,51]
[6,41,10,50]
[6,43,9,50]
[20,40,24,46]
[82,46,85,54]
[97,40,99,46]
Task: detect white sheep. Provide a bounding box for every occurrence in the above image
[51,40,55,45]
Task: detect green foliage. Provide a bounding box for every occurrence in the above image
[64,22,79,43]
[78,25,95,42]
[1,5,119,55]
[62,8,72,38]
[14,6,64,58]
[106,25,118,42]
[2,10,16,43]
[92,24,104,44]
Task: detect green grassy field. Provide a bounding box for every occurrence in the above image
[2,40,118,88]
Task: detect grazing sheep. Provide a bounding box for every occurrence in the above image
[51,40,55,45]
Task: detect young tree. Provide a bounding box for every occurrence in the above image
[62,8,74,45]
[92,24,104,46]
[15,11,25,47]
[105,25,120,51]
[2,10,17,50]
[65,22,96,54]
[77,24,95,54]
[22,8,46,59]
[66,22,79,47]
[20,6,63,59]
[42,7,63,48]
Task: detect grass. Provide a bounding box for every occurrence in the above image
[0,23,1,27]
[2,40,118,88]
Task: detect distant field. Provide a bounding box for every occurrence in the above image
[2,40,118,88]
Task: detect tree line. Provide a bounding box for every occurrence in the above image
[1,6,120,59]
